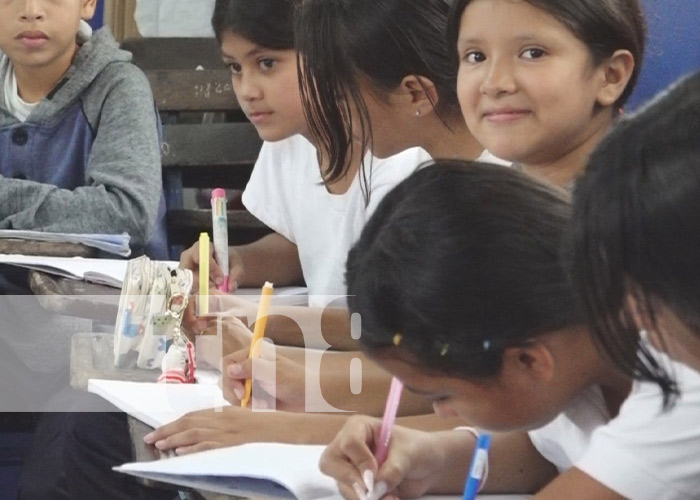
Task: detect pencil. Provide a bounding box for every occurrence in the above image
[374,376,403,465]
[198,232,210,315]
[240,281,274,407]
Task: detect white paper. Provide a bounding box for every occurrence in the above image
[115,443,340,500]
[87,379,229,428]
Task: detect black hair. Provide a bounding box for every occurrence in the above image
[296,0,460,188]
[448,0,646,107]
[212,0,298,49]
[570,71,700,406]
[346,161,583,378]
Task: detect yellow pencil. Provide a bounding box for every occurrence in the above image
[198,232,210,315]
[241,281,274,407]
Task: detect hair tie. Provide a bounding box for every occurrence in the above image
[439,343,449,357]
[483,340,491,351]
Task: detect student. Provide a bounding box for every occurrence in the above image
[570,71,700,377]
[179,0,430,350]
[450,0,644,188]
[320,163,700,500]
[295,0,486,165]
[0,0,167,259]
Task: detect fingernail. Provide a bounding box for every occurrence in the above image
[215,276,223,285]
[352,482,368,500]
[155,440,166,449]
[363,470,374,492]
[174,448,184,456]
[367,481,387,500]
[233,386,244,400]
[143,432,155,444]
[228,364,242,376]
[196,320,208,331]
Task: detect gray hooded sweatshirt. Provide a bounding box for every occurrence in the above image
[0,26,167,257]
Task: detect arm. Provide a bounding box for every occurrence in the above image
[143,407,465,456]
[532,469,626,500]
[320,419,557,499]
[0,64,162,249]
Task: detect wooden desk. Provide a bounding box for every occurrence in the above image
[29,270,120,321]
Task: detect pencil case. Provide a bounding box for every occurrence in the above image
[113,256,193,372]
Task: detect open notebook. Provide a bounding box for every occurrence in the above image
[115,446,530,500]
[115,443,341,500]
[87,379,230,428]
[0,254,309,304]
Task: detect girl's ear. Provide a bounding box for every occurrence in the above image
[81,0,98,21]
[399,75,439,117]
[502,341,556,383]
[595,49,635,107]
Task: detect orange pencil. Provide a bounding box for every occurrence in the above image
[240,281,274,407]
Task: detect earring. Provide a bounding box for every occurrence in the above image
[415,110,421,117]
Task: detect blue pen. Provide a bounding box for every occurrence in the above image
[462,433,491,500]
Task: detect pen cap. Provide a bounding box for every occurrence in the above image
[211,188,227,201]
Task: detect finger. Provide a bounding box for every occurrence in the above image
[320,442,368,494]
[143,417,190,444]
[154,427,214,451]
[222,347,254,369]
[179,242,200,269]
[228,250,244,292]
[222,378,245,404]
[175,441,219,456]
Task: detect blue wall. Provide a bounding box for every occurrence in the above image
[627,0,700,109]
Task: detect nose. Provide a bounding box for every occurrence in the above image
[480,57,516,98]
[234,72,263,102]
[21,0,45,21]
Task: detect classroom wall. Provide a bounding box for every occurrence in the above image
[627,0,700,109]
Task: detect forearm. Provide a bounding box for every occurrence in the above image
[262,306,356,350]
[233,233,304,287]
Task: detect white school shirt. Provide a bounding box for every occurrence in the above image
[242,134,430,307]
[529,347,700,500]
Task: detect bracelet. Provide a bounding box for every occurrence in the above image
[454,426,489,492]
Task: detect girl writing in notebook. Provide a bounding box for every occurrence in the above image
[321,162,700,500]
[571,71,700,376]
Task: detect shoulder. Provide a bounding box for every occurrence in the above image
[576,354,700,498]
[370,147,431,184]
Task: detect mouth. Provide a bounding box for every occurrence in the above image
[16,30,49,49]
[482,108,530,123]
[247,111,272,124]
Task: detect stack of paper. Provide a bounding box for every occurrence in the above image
[0,229,131,256]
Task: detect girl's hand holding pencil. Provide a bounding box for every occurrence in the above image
[180,239,245,293]
[319,416,461,500]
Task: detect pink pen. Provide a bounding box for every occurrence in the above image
[211,188,229,292]
[374,377,404,466]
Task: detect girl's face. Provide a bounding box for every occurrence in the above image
[220,31,307,141]
[455,0,611,167]
[372,349,569,432]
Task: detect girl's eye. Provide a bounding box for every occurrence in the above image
[227,63,242,75]
[259,58,276,71]
[521,48,546,59]
[463,51,486,63]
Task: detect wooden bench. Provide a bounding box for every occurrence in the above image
[120,38,271,258]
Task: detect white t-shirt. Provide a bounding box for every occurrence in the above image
[2,61,38,122]
[242,135,430,307]
[529,349,700,499]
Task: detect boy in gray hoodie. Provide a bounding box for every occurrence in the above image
[0,0,167,258]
